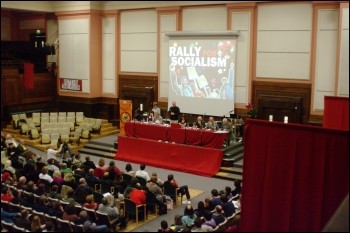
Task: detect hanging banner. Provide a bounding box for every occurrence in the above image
[119,100,132,135]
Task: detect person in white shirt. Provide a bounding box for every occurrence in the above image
[47,145,63,161]
[135,164,150,181]
[39,166,53,183]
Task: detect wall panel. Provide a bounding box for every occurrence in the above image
[182,7,227,31]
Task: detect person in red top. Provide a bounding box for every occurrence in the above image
[1,187,13,202]
[83,195,98,210]
[129,184,146,206]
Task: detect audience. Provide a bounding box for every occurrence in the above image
[136,163,150,182]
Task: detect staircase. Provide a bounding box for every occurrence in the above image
[78,141,116,159]
[213,141,244,182]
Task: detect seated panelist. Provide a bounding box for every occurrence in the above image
[205,117,218,131]
[193,116,205,129]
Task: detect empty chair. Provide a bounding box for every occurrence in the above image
[50,133,60,149]
[69,128,82,146]
[67,112,75,117]
[59,112,66,117]
[58,117,66,123]
[49,116,57,123]
[50,112,58,118]
[66,116,75,131]
[60,127,70,142]
[32,112,41,127]
[20,124,30,135]
[92,119,103,134]
[124,198,146,224]
[30,128,40,140]
[41,132,51,144]
[76,112,84,126]
[41,112,49,118]
[11,114,20,129]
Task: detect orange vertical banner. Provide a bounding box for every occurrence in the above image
[119,100,132,135]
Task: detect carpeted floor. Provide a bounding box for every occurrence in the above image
[22,134,235,232]
[119,188,204,232]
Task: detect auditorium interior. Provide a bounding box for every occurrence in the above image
[1,1,349,232]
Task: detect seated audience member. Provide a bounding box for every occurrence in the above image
[31,215,46,232]
[181,204,197,228]
[194,201,206,218]
[202,210,217,231]
[74,178,94,205]
[14,209,31,230]
[212,205,226,225]
[39,166,53,183]
[86,168,101,187]
[47,158,60,173]
[3,161,16,178]
[107,160,122,183]
[98,196,127,228]
[52,170,64,185]
[62,188,76,204]
[221,194,236,217]
[16,176,28,190]
[206,116,218,131]
[146,174,165,203]
[211,189,223,208]
[36,156,46,173]
[204,197,215,211]
[123,177,139,199]
[72,153,83,168]
[125,163,136,177]
[62,203,78,222]
[83,156,96,170]
[167,174,191,200]
[179,114,188,127]
[223,186,233,200]
[231,179,242,199]
[1,186,14,202]
[34,184,46,198]
[191,217,205,232]
[49,185,62,200]
[130,184,147,206]
[159,220,173,232]
[171,214,186,232]
[33,195,50,213]
[193,116,205,129]
[47,200,64,218]
[5,134,18,148]
[61,163,73,176]
[136,164,150,182]
[83,194,98,210]
[95,158,108,178]
[77,210,110,232]
[1,208,20,223]
[17,139,30,158]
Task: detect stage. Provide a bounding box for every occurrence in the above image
[115,136,224,177]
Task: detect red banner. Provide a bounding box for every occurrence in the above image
[60,78,82,91]
[24,63,34,89]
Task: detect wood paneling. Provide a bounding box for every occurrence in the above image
[252,81,311,123]
[1,68,57,123]
[119,74,158,116]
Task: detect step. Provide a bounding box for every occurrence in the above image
[220,166,243,175]
[233,159,244,168]
[222,141,242,152]
[89,141,115,148]
[78,148,115,158]
[84,144,116,154]
[221,153,244,167]
[213,172,242,182]
[224,146,244,158]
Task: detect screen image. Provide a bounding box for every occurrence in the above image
[168,37,237,117]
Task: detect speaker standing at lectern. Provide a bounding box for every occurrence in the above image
[168,101,180,123]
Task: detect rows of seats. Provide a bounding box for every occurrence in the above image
[10,112,103,146]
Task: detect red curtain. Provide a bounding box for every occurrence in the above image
[240,119,349,232]
[323,96,349,130]
[23,63,34,89]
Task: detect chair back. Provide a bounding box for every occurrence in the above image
[71,222,84,232]
[83,206,97,222]
[56,218,72,232]
[136,176,147,187]
[122,173,132,186]
[146,191,158,214]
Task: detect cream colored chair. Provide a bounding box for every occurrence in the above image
[11,114,20,129]
[69,128,82,146]
[41,132,51,144]
[92,119,103,134]
[32,112,41,127]
[75,112,84,126]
